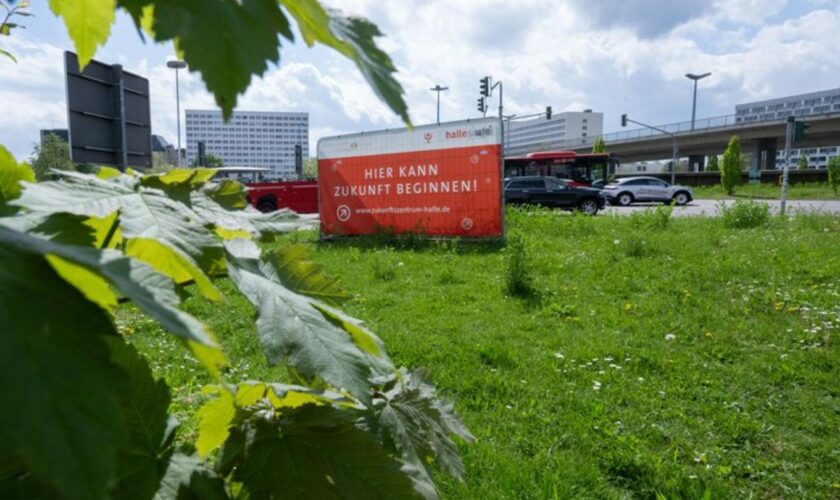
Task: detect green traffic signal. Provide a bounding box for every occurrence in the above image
[794,121,810,142]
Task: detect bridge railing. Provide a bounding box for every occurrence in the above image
[565,109,840,149]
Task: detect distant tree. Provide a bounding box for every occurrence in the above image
[591,137,606,154]
[191,153,223,168]
[30,133,76,180]
[721,135,742,195]
[797,155,808,170]
[302,157,318,180]
[827,156,840,195]
[707,154,720,172]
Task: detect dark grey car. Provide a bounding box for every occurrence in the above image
[504,176,606,215]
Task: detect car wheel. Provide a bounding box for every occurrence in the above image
[257,200,277,213]
[617,192,634,206]
[578,199,599,216]
[672,192,690,206]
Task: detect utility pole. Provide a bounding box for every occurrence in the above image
[780,116,794,216]
[429,84,448,124]
[621,114,678,184]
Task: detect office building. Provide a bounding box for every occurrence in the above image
[185,110,309,176]
[736,88,840,168]
[40,129,69,145]
[505,110,603,157]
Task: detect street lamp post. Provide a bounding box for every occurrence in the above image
[167,60,187,167]
[685,72,711,131]
[429,84,448,124]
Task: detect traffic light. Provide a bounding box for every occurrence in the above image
[477,97,486,113]
[621,114,628,127]
[545,106,552,120]
[794,121,810,142]
[479,76,490,97]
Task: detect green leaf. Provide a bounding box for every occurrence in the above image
[108,338,176,500]
[190,186,312,239]
[0,225,217,347]
[270,244,351,306]
[205,179,247,210]
[0,231,128,500]
[220,406,418,499]
[154,452,228,500]
[224,238,378,402]
[280,1,410,125]
[126,238,222,302]
[48,0,117,68]
[374,370,474,483]
[148,0,292,119]
[0,48,16,62]
[14,170,225,275]
[0,145,35,215]
[196,388,236,457]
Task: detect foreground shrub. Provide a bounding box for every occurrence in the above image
[505,232,537,298]
[0,153,471,499]
[719,200,770,229]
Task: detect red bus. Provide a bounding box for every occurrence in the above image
[504,151,619,187]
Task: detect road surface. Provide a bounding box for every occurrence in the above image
[601,199,840,217]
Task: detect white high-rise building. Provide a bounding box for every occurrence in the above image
[504,110,603,157]
[185,110,309,177]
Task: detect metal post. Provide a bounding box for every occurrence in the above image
[671,137,678,185]
[429,84,448,125]
[175,68,181,167]
[780,117,793,216]
[691,79,698,131]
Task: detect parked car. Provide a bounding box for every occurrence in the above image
[601,177,693,206]
[246,180,319,213]
[504,176,606,215]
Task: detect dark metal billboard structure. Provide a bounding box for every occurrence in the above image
[64,51,152,169]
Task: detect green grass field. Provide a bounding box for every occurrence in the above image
[127,208,840,499]
[692,181,839,200]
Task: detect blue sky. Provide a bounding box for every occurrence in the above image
[2,0,840,160]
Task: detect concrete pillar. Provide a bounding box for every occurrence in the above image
[750,138,778,171]
[688,154,706,172]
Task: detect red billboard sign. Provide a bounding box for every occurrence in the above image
[318,118,503,238]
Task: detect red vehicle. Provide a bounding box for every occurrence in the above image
[504,150,619,187]
[211,167,319,214]
[247,180,318,213]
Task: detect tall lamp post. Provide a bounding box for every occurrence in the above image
[429,84,448,124]
[167,60,187,167]
[685,72,711,131]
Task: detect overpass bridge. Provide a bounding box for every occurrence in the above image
[563,111,840,170]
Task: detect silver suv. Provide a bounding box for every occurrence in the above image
[601,177,693,206]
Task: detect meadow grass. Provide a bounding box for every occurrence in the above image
[692,181,839,200]
[127,208,840,498]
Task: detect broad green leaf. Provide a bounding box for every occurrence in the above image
[153,452,228,500]
[0,226,217,347]
[126,238,222,302]
[0,211,122,249]
[14,170,225,274]
[280,1,410,125]
[270,244,352,306]
[374,370,474,482]
[49,0,116,68]
[206,179,248,210]
[0,233,128,500]
[188,337,228,380]
[47,254,118,310]
[214,226,252,240]
[148,0,293,119]
[190,186,312,238]
[108,338,176,500]
[0,145,35,214]
[97,166,122,180]
[314,302,387,360]
[234,382,267,408]
[221,406,418,499]
[196,388,236,457]
[224,239,377,402]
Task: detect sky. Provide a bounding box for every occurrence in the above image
[2,0,840,161]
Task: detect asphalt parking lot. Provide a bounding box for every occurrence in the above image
[602,199,840,217]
